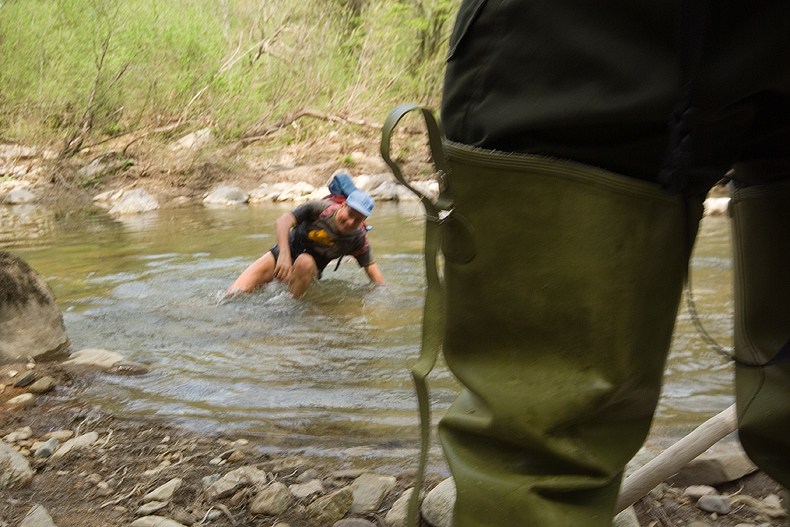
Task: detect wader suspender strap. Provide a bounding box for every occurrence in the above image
[381,104,454,527]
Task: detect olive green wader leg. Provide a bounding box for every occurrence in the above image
[438,142,703,527]
[731,179,790,492]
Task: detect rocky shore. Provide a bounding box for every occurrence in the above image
[1,356,787,527]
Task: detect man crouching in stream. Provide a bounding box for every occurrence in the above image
[226,189,385,299]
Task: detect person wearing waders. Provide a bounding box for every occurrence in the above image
[227,178,384,299]
[400,1,790,526]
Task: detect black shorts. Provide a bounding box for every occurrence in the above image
[270,242,327,279]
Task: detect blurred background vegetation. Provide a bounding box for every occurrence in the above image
[0,0,458,157]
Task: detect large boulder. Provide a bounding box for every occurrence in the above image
[0,252,69,363]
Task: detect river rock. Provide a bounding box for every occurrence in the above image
[108,188,159,214]
[42,430,73,442]
[203,185,249,206]
[666,447,757,486]
[93,188,126,208]
[250,481,295,515]
[26,373,57,393]
[171,128,213,151]
[421,478,455,527]
[62,348,124,370]
[143,477,183,502]
[5,393,35,409]
[289,478,324,499]
[276,182,315,201]
[248,182,291,203]
[12,369,37,387]
[384,487,413,527]
[50,431,99,461]
[130,516,188,527]
[368,182,402,201]
[296,468,320,483]
[306,486,354,525]
[137,500,169,516]
[684,485,718,499]
[0,252,69,362]
[19,504,57,527]
[259,455,307,474]
[350,473,397,513]
[0,442,34,489]
[3,426,33,442]
[697,494,732,515]
[334,519,377,527]
[33,438,59,458]
[353,174,391,193]
[206,465,269,501]
[3,187,36,204]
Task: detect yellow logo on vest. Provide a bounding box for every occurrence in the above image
[308,229,335,246]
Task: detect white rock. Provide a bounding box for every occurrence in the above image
[108,188,159,215]
[142,478,183,502]
[203,185,249,206]
[684,485,717,499]
[368,182,401,201]
[171,128,213,151]
[19,504,57,527]
[353,174,391,193]
[3,188,36,204]
[350,473,397,513]
[384,487,413,527]
[3,426,33,443]
[667,447,758,486]
[4,393,35,409]
[276,182,316,202]
[137,500,168,515]
[421,478,455,527]
[250,482,295,515]
[130,516,188,527]
[0,442,33,489]
[288,478,324,499]
[62,348,125,369]
[50,431,99,461]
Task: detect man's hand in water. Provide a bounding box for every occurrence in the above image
[273,255,293,283]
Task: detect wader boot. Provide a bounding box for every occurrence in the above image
[437,142,703,527]
[731,178,790,492]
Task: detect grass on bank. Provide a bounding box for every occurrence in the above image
[0,0,457,165]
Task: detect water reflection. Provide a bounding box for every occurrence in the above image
[1,203,735,463]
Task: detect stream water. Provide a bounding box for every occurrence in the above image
[1,201,735,469]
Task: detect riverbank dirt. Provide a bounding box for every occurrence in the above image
[1,361,787,527]
[0,131,785,527]
[1,125,433,211]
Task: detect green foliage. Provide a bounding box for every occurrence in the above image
[0,0,460,148]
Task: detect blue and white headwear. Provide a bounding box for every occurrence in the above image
[345,190,374,217]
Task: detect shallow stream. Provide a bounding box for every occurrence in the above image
[2,201,735,469]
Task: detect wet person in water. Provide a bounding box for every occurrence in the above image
[227,188,384,299]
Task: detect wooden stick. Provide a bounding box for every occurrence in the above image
[616,404,738,513]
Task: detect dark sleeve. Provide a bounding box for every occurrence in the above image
[352,232,375,267]
[291,200,329,223]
